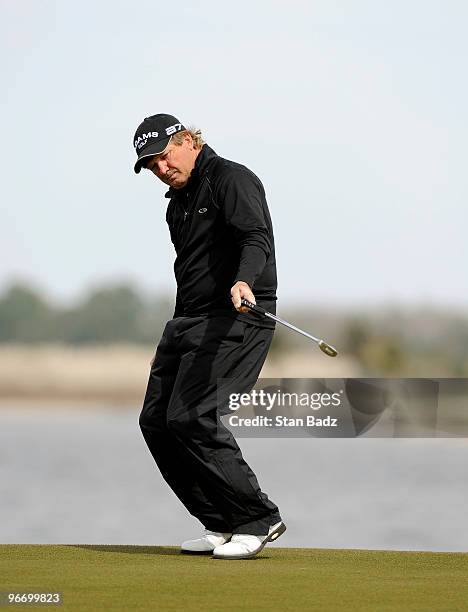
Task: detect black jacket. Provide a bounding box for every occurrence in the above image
[165,144,277,328]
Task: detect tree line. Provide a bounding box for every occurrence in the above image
[0,282,173,344]
[0,281,467,376]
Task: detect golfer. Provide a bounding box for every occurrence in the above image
[134,114,285,560]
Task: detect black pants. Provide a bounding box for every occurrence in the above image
[139,315,281,535]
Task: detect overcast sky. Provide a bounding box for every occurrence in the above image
[1,0,466,308]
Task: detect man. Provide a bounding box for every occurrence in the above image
[133,113,285,560]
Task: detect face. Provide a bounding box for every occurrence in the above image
[145,134,199,189]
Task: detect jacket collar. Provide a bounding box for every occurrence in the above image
[165,144,217,199]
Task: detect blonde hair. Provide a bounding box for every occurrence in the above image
[172,126,205,149]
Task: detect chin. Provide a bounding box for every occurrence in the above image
[172,179,188,189]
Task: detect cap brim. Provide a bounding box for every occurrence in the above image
[134,136,172,173]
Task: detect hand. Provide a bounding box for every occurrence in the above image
[231,280,255,313]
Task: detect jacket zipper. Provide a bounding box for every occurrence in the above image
[183,192,189,222]
[175,175,207,245]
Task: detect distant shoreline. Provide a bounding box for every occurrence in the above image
[0,344,359,406]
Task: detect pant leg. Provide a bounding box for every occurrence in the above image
[139,319,233,532]
[166,316,282,535]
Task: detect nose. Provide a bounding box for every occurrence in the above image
[156,159,168,175]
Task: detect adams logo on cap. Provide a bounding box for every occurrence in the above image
[134,123,184,151]
[134,131,159,150]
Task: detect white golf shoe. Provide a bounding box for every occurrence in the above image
[213,521,286,560]
[181,529,232,554]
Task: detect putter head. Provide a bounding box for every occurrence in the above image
[319,340,338,357]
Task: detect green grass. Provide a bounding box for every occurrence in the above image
[1,545,467,611]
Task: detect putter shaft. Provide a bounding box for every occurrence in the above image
[240,299,338,357]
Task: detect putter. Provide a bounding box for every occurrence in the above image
[240,299,338,357]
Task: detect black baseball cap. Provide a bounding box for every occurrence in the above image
[133,114,186,173]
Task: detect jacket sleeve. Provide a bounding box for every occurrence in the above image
[218,169,272,288]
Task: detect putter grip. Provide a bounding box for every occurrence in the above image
[240,298,266,316]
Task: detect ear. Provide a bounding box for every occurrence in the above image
[184,132,195,149]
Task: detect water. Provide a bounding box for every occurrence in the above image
[1,407,467,552]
